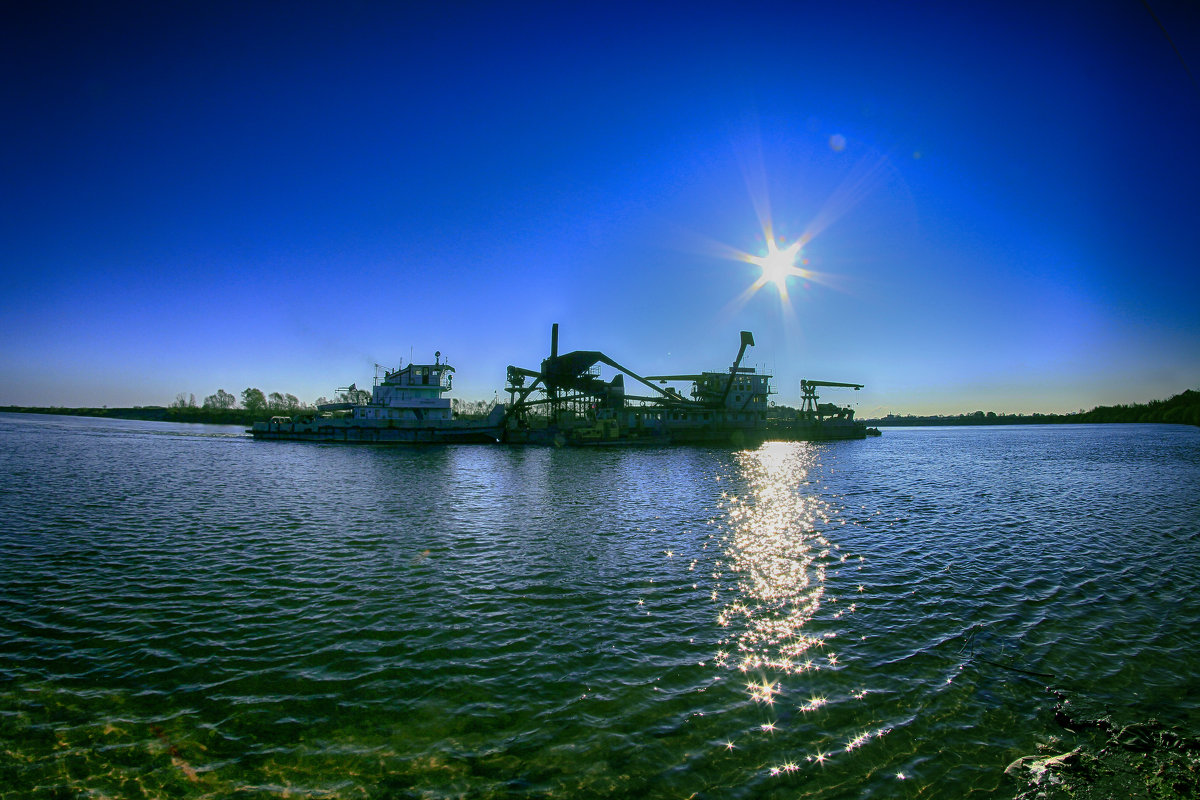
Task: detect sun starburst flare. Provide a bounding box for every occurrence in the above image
[715,228,844,325]
[745,238,806,301]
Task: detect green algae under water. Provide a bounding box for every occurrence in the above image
[1,414,1198,799]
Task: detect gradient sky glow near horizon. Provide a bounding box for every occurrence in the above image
[3,0,1198,417]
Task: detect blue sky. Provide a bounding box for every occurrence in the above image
[3,0,1198,416]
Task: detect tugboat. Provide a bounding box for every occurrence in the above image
[250,352,505,444]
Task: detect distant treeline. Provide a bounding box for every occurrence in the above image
[0,386,329,427]
[0,405,262,426]
[0,388,502,426]
[861,389,1200,427]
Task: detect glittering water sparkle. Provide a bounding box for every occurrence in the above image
[1,415,1198,798]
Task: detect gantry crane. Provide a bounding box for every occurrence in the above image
[800,379,864,420]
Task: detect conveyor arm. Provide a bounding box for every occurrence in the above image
[720,331,755,405]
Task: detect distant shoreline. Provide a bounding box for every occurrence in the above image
[0,406,256,426]
[4,388,1197,428]
[859,388,1198,428]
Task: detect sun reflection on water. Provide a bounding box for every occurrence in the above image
[713,444,840,676]
[710,442,893,779]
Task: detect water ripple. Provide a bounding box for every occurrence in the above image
[1,416,1198,797]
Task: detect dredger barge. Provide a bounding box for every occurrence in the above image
[251,324,869,445]
[502,323,866,446]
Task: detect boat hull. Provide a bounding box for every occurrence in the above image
[764,418,868,441]
[500,417,867,447]
[250,419,503,444]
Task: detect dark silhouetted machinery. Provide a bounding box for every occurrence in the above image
[503,325,868,445]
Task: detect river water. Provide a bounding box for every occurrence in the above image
[1,413,1198,798]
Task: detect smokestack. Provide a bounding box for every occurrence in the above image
[551,323,559,360]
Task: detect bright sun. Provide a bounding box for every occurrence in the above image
[747,239,803,291]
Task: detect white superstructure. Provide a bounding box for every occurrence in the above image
[355,356,454,422]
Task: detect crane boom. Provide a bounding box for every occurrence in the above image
[720,331,755,406]
[801,380,863,390]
